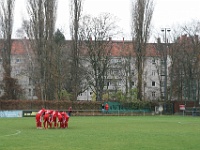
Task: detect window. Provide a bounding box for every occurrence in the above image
[28,89,31,96]
[161,92,165,99]
[28,78,32,85]
[90,92,93,95]
[160,81,164,87]
[152,81,156,87]
[113,69,119,75]
[132,70,135,75]
[33,89,36,96]
[106,82,110,87]
[160,69,165,76]
[152,59,156,64]
[15,70,19,76]
[131,81,134,87]
[160,59,165,65]
[152,91,156,97]
[16,58,20,63]
[152,70,156,76]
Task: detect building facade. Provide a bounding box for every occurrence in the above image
[0,39,168,101]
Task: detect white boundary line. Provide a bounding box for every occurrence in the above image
[1,130,21,137]
[178,122,199,125]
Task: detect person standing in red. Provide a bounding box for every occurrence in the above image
[35,108,46,129]
[105,103,109,114]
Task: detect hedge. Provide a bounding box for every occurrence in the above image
[0,100,102,111]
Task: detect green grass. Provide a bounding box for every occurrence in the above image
[0,116,200,150]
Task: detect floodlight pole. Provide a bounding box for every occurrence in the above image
[161,28,170,101]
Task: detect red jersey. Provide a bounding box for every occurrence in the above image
[37,108,46,115]
[105,104,109,110]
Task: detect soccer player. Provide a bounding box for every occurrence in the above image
[48,110,54,128]
[62,111,69,128]
[57,111,63,128]
[43,110,53,129]
[35,108,46,129]
[52,110,58,128]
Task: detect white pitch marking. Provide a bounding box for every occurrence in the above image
[1,130,21,137]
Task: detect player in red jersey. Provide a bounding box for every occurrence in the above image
[43,110,53,129]
[64,112,69,128]
[57,111,63,128]
[61,112,69,128]
[48,110,54,128]
[52,110,58,128]
[43,111,49,129]
[35,108,46,129]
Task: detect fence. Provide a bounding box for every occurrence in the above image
[0,100,179,116]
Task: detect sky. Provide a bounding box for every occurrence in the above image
[13,0,200,42]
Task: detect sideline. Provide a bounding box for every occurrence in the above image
[178,122,200,125]
[0,130,21,137]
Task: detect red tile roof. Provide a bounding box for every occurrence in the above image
[0,39,160,57]
[11,39,29,55]
[0,39,30,55]
[110,40,160,57]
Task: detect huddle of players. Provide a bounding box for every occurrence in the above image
[35,108,69,129]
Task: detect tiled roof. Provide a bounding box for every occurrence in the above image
[0,39,30,55]
[110,40,160,57]
[0,39,161,57]
[11,39,29,55]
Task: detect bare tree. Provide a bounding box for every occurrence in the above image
[170,21,200,103]
[80,13,118,101]
[0,0,22,99]
[52,29,67,100]
[23,0,58,100]
[118,41,136,101]
[69,0,83,101]
[131,0,154,101]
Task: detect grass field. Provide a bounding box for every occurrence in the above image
[0,116,200,150]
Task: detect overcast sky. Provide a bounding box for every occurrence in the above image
[13,0,200,42]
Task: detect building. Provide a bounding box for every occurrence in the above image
[0,38,169,101]
[77,39,169,101]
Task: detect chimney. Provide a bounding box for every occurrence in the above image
[157,37,161,43]
[195,35,198,42]
[109,37,112,42]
